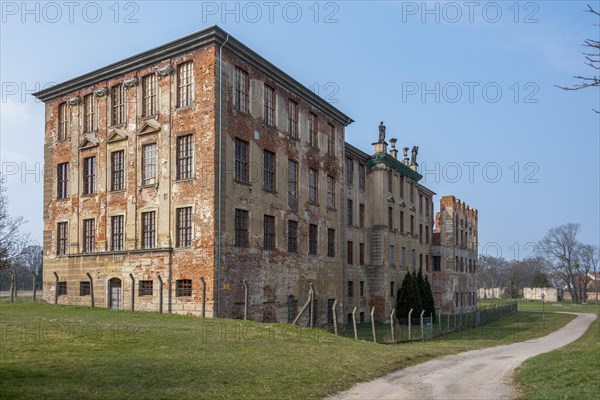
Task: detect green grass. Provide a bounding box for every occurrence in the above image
[478,298,600,315]
[0,303,575,399]
[515,317,600,399]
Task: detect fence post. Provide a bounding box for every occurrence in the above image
[438,312,441,335]
[352,306,358,340]
[408,308,414,340]
[243,279,248,321]
[370,306,377,343]
[420,310,425,341]
[86,272,95,308]
[390,309,396,342]
[447,313,450,332]
[454,313,457,331]
[53,272,59,304]
[332,299,338,335]
[309,283,315,328]
[10,270,16,303]
[31,272,37,302]
[129,274,135,311]
[200,277,206,318]
[156,274,163,314]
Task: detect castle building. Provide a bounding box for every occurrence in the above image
[33,26,476,325]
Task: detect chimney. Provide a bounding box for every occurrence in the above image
[389,138,398,159]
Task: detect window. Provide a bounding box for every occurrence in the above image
[111,150,125,191]
[58,102,69,140]
[309,224,318,255]
[432,256,440,271]
[388,207,393,230]
[288,160,298,197]
[142,143,157,186]
[419,195,423,215]
[347,199,353,226]
[359,243,365,265]
[345,158,354,185]
[83,219,95,253]
[57,162,68,199]
[142,211,156,249]
[264,84,275,126]
[142,74,157,117]
[57,222,68,255]
[400,211,405,234]
[176,279,192,297]
[309,168,318,203]
[111,215,124,251]
[176,207,193,247]
[83,93,96,132]
[176,134,193,180]
[389,245,395,266]
[390,281,395,297]
[82,156,96,195]
[410,215,415,236]
[360,281,365,297]
[327,228,335,257]
[288,99,298,138]
[401,247,406,267]
[358,164,365,190]
[80,281,91,296]
[235,138,249,183]
[455,256,459,272]
[263,150,276,191]
[347,241,353,265]
[420,254,423,269]
[426,255,430,272]
[419,224,423,243]
[177,61,194,107]
[309,112,318,147]
[412,249,416,268]
[399,175,404,198]
[57,282,67,296]
[426,226,429,244]
[327,176,335,208]
[235,209,249,247]
[327,123,335,155]
[410,181,415,202]
[111,83,126,125]
[288,220,298,253]
[139,280,153,296]
[235,67,249,113]
[388,171,393,193]
[347,281,354,297]
[264,215,275,251]
[358,204,365,228]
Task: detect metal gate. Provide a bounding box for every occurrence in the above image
[109,278,122,310]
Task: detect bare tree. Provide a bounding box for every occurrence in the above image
[580,244,599,304]
[556,5,600,113]
[0,180,29,270]
[537,223,583,303]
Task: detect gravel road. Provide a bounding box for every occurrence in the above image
[327,312,597,400]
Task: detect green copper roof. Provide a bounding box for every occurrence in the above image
[369,153,423,182]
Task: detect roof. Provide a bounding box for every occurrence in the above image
[369,152,423,182]
[344,142,371,161]
[32,26,353,126]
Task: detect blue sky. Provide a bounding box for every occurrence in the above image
[1,1,598,259]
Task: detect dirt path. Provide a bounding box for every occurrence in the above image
[328,313,597,400]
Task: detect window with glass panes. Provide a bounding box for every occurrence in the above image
[176,207,193,247]
[111,150,124,191]
[111,215,124,251]
[176,134,193,180]
[263,150,275,191]
[288,99,298,138]
[57,222,68,255]
[177,62,194,107]
[142,143,157,185]
[141,211,156,249]
[142,74,157,117]
[234,138,249,183]
[235,67,249,113]
[111,84,126,125]
[57,163,68,199]
[82,156,96,195]
[58,102,69,140]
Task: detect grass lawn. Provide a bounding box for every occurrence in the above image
[515,317,600,400]
[0,301,576,399]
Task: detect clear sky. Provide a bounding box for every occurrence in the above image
[1,0,598,260]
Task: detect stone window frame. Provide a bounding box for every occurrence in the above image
[358,163,365,191]
[359,243,365,265]
[141,210,157,250]
[82,155,96,195]
[308,224,318,256]
[110,214,125,252]
[359,203,365,228]
[234,208,249,248]
[347,280,354,297]
[389,245,395,266]
[345,157,354,186]
[57,102,69,141]
[287,159,298,197]
[175,134,194,181]
[235,66,249,114]
[82,218,95,254]
[263,84,276,127]
[141,73,158,118]
[347,199,353,227]
[388,207,394,231]
[175,279,192,297]
[111,83,126,126]
[56,221,68,256]
[175,206,194,248]
[359,281,365,297]
[110,149,126,192]
[347,241,353,265]
[390,281,395,297]
[141,142,158,187]
[176,61,195,108]
[56,162,69,200]
[138,280,154,297]
[263,214,276,251]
